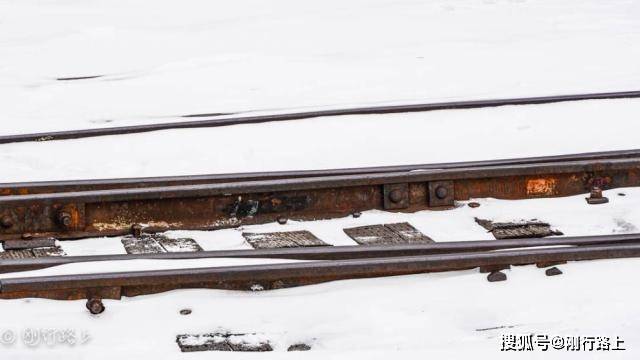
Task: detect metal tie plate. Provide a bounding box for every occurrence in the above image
[475,218,563,239]
[121,234,202,254]
[243,231,329,249]
[344,222,433,245]
[176,333,273,352]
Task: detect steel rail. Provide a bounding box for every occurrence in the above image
[1,158,637,206]
[1,148,640,196]
[2,243,640,299]
[2,234,640,274]
[0,90,639,145]
[0,157,638,240]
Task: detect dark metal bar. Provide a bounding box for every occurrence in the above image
[0,157,637,240]
[1,148,639,196]
[1,158,637,206]
[2,243,640,298]
[1,90,639,145]
[2,234,639,274]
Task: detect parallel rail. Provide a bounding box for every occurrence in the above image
[0,155,638,240]
[2,241,640,300]
[2,234,639,274]
[1,149,639,196]
[1,90,639,145]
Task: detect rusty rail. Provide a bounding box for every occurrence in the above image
[2,243,640,300]
[1,90,639,144]
[0,156,638,240]
[2,234,640,274]
[1,148,640,196]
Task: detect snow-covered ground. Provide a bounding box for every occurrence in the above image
[1,0,640,134]
[2,0,640,358]
[1,191,640,359]
[1,97,640,182]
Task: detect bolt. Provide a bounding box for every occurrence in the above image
[468,202,480,208]
[86,298,105,315]
[277,216,288,225]
[435,186,449,199]
[57,212,72,228]
[179,309,192,315]
[352,212,362,218]
[586,186,609,205]
[0,215,13,228]
[487,270,507,282]
[388,189,404,203]
[545,267,563,276]
[131,224,143,238]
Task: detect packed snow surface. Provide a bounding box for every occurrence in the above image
[1,0,640,134]
[1,191,640,359]
[2,0,640,358]
[1,97,640,182]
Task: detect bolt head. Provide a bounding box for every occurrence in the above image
[388,189,404,203]
[352,212,362,218]
[487,271,507,282]
[277,216,288,225]
[58,212,72,228]
[86,298,105,315]
[0,215,13,228]
[435,186,449,199]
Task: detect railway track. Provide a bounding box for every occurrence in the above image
[0,149,637,240]
[2,100,640,312]
[1,90,639,145]
[2,235,640,307]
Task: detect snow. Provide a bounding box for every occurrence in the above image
[2,97,640,182]
[1,0,640,135]
[6,187,639,277]
[2,0,640,358]
[1,260,639,359]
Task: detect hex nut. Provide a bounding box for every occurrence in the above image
[86,298,105,315]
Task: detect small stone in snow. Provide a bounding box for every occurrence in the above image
[288,343,312,351]
[545,267,563,276]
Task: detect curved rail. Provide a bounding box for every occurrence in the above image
[1,90,639,145]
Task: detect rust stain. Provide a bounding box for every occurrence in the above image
[526,178,557,196]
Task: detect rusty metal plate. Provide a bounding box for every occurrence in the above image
[344,222,433,245]
[121,234,202,254]
[0,249,34,259]
[383,183,409,210]
[428,181,454,207]
[243,231,329,249]
[32,246,66,257]
[176,333,273,352]
[384,222,434,243]
[158,237,203,252]
[475,218,563,239]
[3,238,56,250]
[121,236,166,254]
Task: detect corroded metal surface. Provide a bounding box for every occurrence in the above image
[475,218,563,239]
[121,234,202,254]
[176,333,273,352]
[0,158,638,240]
[344,223,433,245]
[243,231,329,249]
